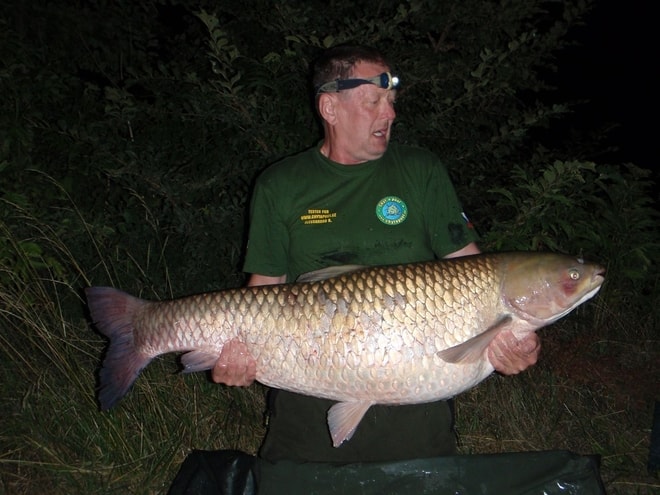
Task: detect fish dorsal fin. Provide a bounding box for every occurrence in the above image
[327,401,374,447]
[437,315,513,364]
[297,265,366,283]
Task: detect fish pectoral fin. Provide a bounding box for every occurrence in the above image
[297,265,366,283]
[437,315,513,364]
[327,401,374,448]
[180,350,221,373]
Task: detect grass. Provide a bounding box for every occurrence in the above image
[456,310,659,494]
[0,297,267,494]
[1,200,658,494]
[0,202,264,494]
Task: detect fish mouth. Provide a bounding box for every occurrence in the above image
[593,266,606,285]
[587,266,606,296]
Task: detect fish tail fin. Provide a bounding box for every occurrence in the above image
[85,286,152,410]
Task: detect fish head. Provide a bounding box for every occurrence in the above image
[501,253,605,326]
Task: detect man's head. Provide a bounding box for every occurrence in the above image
[312,45,399,164]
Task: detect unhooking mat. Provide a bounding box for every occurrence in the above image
[168,449,605,494]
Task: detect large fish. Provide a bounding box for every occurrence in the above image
[85,252,604,447]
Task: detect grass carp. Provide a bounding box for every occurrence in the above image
[85,252,605,447]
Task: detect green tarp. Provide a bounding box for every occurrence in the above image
[169,449,605,494]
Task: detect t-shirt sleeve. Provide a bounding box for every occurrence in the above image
[424,159,479,257]
[242,176,290,278]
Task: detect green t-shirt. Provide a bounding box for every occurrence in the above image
[243,142,478,281]
[243,142,478,463]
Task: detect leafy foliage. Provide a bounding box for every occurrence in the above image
[1,0,658,493]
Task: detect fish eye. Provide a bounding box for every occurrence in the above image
[568,269,580,280]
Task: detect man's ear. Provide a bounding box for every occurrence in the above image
[318,93,338,125]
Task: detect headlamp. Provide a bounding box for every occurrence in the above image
[316,72,400,95]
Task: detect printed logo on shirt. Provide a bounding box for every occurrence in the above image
[300,208,337,225]
[376,196,408,225]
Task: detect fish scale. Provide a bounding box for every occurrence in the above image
[85,252,605,447]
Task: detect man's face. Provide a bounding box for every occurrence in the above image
[327,61,397,164]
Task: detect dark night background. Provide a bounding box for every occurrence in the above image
[1,2,658,493]
[557,1,655,176]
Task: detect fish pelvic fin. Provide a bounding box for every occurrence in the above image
[85,286,152,411]
[437,315,512,364]
[180,350,222,373]
[327,401,374,448]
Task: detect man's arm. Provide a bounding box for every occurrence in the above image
[444,242,480,258]
[247,274,286,286]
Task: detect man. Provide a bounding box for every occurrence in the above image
[212,45,540,463]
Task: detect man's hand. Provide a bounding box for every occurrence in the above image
[488,331,540,375]
[211,339,257,386]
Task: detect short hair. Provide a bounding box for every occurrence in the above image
[311,45,391,94]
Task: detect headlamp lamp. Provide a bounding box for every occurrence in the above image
[316,72,400,95]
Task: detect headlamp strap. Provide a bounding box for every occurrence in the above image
[316,72,400,94]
